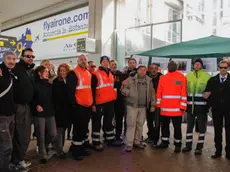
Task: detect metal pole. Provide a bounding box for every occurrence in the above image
[126,19,183,30]
[150,24,153,49]
[180,19,183,42]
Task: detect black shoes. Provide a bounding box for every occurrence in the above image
[155,143,169,149]
[80,148,92,157]
[93,144,104,152]
[182,147,192,153]
[145,137,154,143]
[73,155,84,161]
[152,142,158,148]
[174,147,181,153]
[194,149,202,155]
[83,142,93,149]
[211,153,222,159]
[107,140,123,147]
[40,158,47,164]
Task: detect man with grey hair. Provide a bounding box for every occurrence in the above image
[0,51,17,172]
[10,48,35,171]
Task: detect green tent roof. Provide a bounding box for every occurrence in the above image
[138,35,230,58]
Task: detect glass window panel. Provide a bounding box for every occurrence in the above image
[125,26,152,56]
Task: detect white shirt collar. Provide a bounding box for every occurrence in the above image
[220,74,228,79]
[220,74,228,82]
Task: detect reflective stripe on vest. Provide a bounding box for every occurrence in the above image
[96,71,114,89]
[75,69,91,90]
[161,108,180,112]
[180,102,187,107]
[188,93,203,97]
[162,95,181,99]
[181,96,187,100]
[187,101,207,105]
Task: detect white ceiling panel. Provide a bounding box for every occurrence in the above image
[0,0,65,22]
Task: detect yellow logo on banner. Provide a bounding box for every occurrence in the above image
[26,34,32,41]
[0,41,4,47]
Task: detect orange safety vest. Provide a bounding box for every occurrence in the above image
[156,71,187,116]
[73,65,93,107]
[93,68,117,105]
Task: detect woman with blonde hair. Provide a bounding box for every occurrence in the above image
[52,63,71,158]
[40,59,56,83]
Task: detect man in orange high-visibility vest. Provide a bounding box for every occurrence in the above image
[67,54,93,161]
[91,56,122,151]
[156,61,187,153]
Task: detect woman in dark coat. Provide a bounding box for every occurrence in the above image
[34,66,57,163]
[52,63,71,155]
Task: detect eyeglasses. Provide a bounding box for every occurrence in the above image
[220,67,228,69]
[24,55,35,59]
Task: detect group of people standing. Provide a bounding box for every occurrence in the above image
[0,48,230,172]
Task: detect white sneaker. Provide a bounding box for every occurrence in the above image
[19,160,31,168]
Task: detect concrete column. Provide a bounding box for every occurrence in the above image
[88,0,116,65]
[0,22,1,34]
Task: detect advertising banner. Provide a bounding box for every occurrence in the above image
[2,6,89,60]
[0,35,17,61]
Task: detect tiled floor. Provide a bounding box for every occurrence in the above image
[26,124,230,172]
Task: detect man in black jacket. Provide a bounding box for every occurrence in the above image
[122,58,137,81]
[11,48,35,170]
[145,63,163,146]
[110,60,125,141]
[0,51,17,172]
[122,57,137,136]
[204,61,230,160]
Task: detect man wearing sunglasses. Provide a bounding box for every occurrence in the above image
[88,61,96,74]
[10,48,35,171]
[145,63,163,147]
[204,61,230,160]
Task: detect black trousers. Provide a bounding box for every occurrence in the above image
[146,108,161,143]
[114,101,125,140]
[84,111,93,143]
[0,115,14,172]
[212,111,230,156]
[72,105,91,148]
[67,124,73,138]
[161,116,182,147]
[92,101,115,145]
[12,104,31,164]
[185,113,207,150]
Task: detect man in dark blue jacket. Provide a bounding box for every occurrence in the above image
[0,51,17,172]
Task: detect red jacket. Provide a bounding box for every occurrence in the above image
[157,71,187,116]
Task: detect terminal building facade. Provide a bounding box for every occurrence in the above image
[1,0,230,69]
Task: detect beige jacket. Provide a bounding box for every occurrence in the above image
[121,74,156,108]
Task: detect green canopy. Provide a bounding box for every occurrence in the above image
[138,35,230,58]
